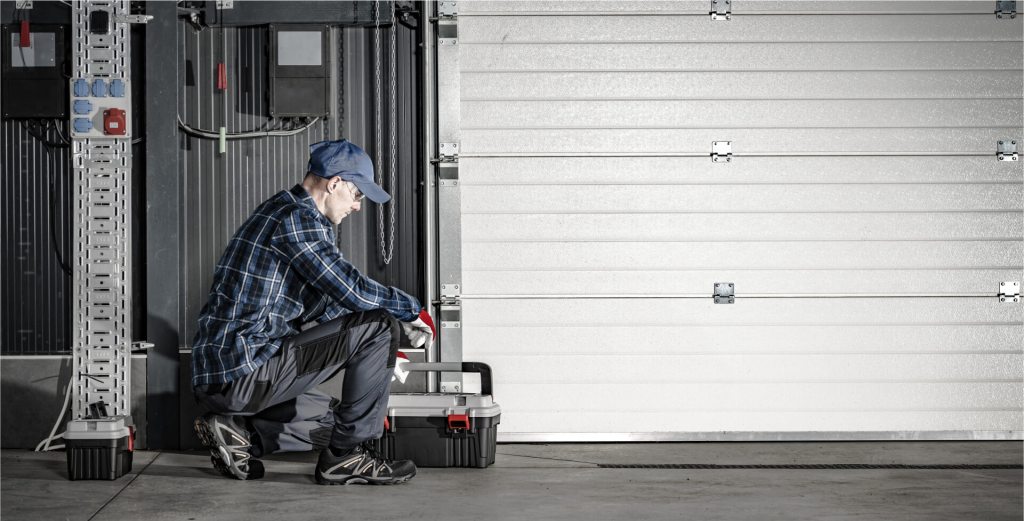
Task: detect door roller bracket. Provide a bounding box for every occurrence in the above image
[999,281,1020,303]
[996,1,1017,18]
[714,283,735,304]
[710,0,732,20]
[712,141,732,163]
[997,140,1018,161]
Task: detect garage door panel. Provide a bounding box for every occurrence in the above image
[462,128,1020,154]
[462,185,1020,213]
[462,100,1022,129]
[453,5,1023,438]
[461,43,1019,71]
[463,298,1022,326]
[463,241,1021,270]
[504,411,1022,434]
[465,324,1022,355]
[463,71,1024,100]
[477,354,1021,383]
[461,14,1021,43]
[463,269,1023,295]
[460,157,1023,184]
[461,2,995,16]
[463,214,1022,242]
[495,383,1023,412]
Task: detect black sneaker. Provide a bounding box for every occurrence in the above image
[194,413,265,480]
[315,442,416,485]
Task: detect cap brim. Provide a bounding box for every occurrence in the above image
[351,178,391,204]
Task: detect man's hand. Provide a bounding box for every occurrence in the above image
[401,309,436,350]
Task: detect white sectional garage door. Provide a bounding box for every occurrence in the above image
[449,1,1024,440]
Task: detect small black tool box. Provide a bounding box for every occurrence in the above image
[371,362,500,468]
[64,415,135,480]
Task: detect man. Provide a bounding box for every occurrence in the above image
[191,139,435,485]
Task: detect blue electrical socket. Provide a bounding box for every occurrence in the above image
[92,79,107,97]
[74,118,93,133]
[74,79,90,97]
[73,100,93,115]
[109,79,125,98]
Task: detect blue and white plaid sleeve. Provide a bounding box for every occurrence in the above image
[270,207,421,322]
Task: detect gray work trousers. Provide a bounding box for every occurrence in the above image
[194,309,400,456]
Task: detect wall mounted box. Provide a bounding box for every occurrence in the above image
[1,24,67,118]
[268,24,329,117]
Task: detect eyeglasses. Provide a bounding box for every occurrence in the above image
[346,182,364,202]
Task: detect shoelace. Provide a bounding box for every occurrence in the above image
[359,441,391,463]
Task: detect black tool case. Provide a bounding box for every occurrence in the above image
[64,415,135,480]
[371,362,500,468]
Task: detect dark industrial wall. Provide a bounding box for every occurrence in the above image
[177,13,423,346]
[1,17,146,355]
[1,121,73,354]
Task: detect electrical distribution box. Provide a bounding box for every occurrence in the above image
[1,24,67,118]
[268,24,329,117]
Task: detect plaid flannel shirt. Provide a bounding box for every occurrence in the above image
[191,184,421,387]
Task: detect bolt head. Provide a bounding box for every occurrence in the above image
[1000,297,1005,302]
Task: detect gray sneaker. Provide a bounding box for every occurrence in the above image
[315,442,416,485]
[194,413,264,480]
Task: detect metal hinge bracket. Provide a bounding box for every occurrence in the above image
[114,14,154,24]
[439,142,459,163]
[15,1,32,10]
[996,1,1017,18]
[439,284,461,328]
[712,141,732,163]
[711,0,732,20]
[714,282,735,304]
[999,281,1020,303]
[438,1,458,44]
[997,140,1018,161]
[216,1,234,9]
[439,1,458,18]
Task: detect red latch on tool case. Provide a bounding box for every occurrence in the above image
[128,426,135,452]
[447,414,470,431]
[103,108,127,135]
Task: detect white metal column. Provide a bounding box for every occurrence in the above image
[69,0,134,419]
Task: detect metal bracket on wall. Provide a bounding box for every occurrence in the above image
[438,1,458,45]
[999,281,1020,303]
[714,283,735,304]
[712,141,732,163]
[996,140,1018,161]
[711,0,732,20]
[996,1,1017,18]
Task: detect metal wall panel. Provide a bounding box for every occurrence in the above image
[178,25,329,343]
[452,4,1024,438]
[1,121,73,354]
[178,20,423,346]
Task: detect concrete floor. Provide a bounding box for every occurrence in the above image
[2,442,1021,521]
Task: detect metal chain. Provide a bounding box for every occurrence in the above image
[374,0,397,265]
[385,0,398,265]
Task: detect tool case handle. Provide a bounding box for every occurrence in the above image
[403,362,493,396]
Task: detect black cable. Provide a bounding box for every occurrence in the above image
[44,144,73,276]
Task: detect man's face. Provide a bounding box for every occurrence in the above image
[324,178,363,225]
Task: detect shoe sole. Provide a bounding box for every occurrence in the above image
[194,416,259,480]
[314,466,416,486]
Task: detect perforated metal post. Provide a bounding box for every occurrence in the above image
[69,0,133,419]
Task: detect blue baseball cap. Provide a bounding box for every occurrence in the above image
[307,139,390,203]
